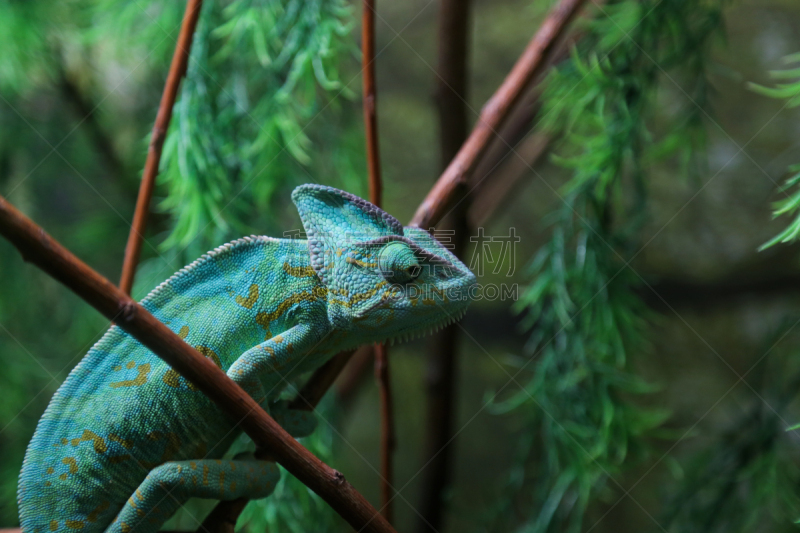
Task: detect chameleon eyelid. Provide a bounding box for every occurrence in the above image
[356,235,455,269]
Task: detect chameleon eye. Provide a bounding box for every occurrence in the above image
[378,242,420,284]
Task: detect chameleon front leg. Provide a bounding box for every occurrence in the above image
[227,323,324,438]
[109,459,279,533]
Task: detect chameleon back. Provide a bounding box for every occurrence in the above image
[18,236,328,532]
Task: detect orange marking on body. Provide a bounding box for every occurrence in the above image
[235,284,259,309]
[110,363,151,389]
[219,470,226,493]
[203,464,209,486]
[46,467,54,474]
[49,520,57,531]
[65,520,84,530]
[162,369,181,388]
[125,361,136,369]
[87,501,110,523]
[71,429,107,453]
[109,434,133,449]
[283,262,315,278]
[60,457,78,479]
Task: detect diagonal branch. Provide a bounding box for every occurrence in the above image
[416,0,471,530]
[362,0,396,522]
[0,195,395,533]
[202,0,592,527]
[300,0,591,417]
[410,0,591,229]
[119,0,204,295]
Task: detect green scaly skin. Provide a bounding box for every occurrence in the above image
[17,184,476,532]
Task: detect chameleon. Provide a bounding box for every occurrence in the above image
[17,184,476,533]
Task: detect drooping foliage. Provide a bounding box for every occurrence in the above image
[749,53,800,250]
[0,0,361,526]
[484,1,726,531]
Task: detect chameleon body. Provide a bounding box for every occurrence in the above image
[17,185,475,533]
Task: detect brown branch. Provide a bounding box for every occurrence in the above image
[336,345,376,403]
[119,0,204,295]
[193,3,593,528]
[468,132,552,228]
[416,0,471,530]
[410,0,591,229]
[374,344,395,522]
[362,0,395,520]
[0,195,395,533]
[289,349,357,410]
[363,0,382,209]
[289,0,591,464]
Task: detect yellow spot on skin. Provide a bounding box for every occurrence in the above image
[190,461,197,470]
[61,457,78,477]
[109,434,133,449]
[235,284,259,309]
[345,257,378,268]
[113,365,122,372]
[125,361,136,369]
[46,467,54,474]
[203,464,209,486]
[219,470,226,493]
[87,501,110,522]
[120,522,130,533]
[178,325,189,339]
[110,363,151,389]
[65,520,85,529]
[255,288,328,339]
[230,481,237,492]
[70,429,107,453]
[44,481,51,486]
[273,335,283,343]
[283,262,315,278]
[60,438,68,445]
[49,521,58,531]
[162,369,181,388]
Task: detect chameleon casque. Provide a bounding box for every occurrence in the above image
[18,184,476,533]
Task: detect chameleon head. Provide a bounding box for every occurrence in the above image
[292,184,477,344]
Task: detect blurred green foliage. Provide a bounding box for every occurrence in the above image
[484,1,727,531]
[750,53,800,250]
[2,0,800,532]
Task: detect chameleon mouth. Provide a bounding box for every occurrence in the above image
[386,307,469,346]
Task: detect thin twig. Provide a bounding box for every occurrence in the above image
[0,195,395,533]
[363,0,382,209]
[410,0,591,229]
[416,0,471,530]
[291,0,591,448]
[119,0,204,295]
[337,344,376,403]
[374,344,395,520]
[468,133,552,228]
[362,0,395,521]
